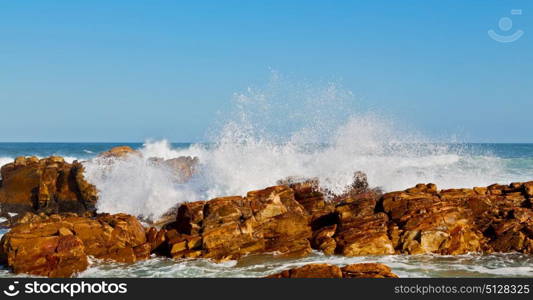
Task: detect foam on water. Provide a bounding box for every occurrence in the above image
[71,252,533,278]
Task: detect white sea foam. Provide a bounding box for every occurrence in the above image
[74,252,533,278]
[81,75,524,220]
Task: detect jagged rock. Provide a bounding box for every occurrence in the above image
[98,146,138,158]
[381,184,485,255]
[340,263,398,278]
[0,157,98,215]
[298,177,393,256]
[267,263,343,278]
[304,179,533,256]
[164,185,312,261]
[266,263,398,278]
[282,178,336,230]
[0,213,150,277]
[311,224,337,255]
[378,182,533,255]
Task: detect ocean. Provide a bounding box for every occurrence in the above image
[0,141,532,278]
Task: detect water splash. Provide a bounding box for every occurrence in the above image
[83,74,511,220]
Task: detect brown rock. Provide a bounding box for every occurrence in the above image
[0,157,97,215]
[279,178,335,230]
[98,146,138,158]
[267,263,343,278]
[524,181,533,198]
[266,263,397,278]
[162,156,198,182]
[166,185,312,261]
[335,213,395,255]
[341,263,398,278]
[377,181,533,255]
[311,224,337,255]
[0,233,88,278]
[0,213,149,277]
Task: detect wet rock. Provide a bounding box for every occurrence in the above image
[0,157,98,216]
[377,182,533,255]
[335,213,395,255]
[0,213,150,277]
[165,185,312,261]
[303,177,393,256]
[311,224,337,255]
[266,263,398,278]
[381,184,485,255]
[98,146,138,158]
[304,179,532,256]
[340,263,398,278]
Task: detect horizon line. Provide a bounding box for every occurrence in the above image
[0,141,532,145]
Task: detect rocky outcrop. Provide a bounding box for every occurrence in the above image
[159,176,533,261]
[0,148,199,219]
[162,185,312,261]
[0,213,150,277]
[98,146,138,158]
[381,184,485,254]
[381,182,533,254]
[266,263,398,278]
[0,157,98,216]
[306,180,533,256]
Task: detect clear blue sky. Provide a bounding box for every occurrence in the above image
[1,0,531,142]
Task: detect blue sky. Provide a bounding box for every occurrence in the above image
[0,0,532,142]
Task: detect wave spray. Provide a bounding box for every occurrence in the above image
[83,74,507,220]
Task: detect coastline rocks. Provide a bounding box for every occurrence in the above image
[266,263,398,278]
[284,174,395,256]
[381,184,486,255]
[304,179,533,256]
[0,157,98,216]
[97,146,198,184]
[98,146,138,158]
[163,185,312,260]
[0,213,150,277]
[382,182,533,254]
[163,156,198,182]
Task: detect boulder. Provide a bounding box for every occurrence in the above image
[381,184,485,255]
[164,185,312,261]
[377,182,533,255]
[266,263,398,278]
[0,157,98,215]
[98,146,138,158]
[304,179,532,256]
[340,263,398,278]
[0,213,150,277]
